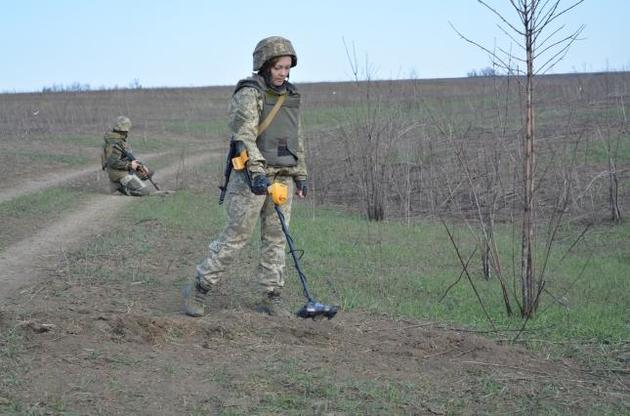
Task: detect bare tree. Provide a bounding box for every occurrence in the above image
[340,39,420,221]
[452,0,584,317]
[600,122,624,224]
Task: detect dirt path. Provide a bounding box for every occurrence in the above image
[1,155,626,415]
[0,152,167,204]
[0,151,214,301]
[0,166,103,204]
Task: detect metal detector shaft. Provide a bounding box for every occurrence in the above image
[273,205,314,302]
[273,202,338,320]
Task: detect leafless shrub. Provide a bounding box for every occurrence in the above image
[327,41,423,221]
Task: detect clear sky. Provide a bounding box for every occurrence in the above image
[2,0,628,92]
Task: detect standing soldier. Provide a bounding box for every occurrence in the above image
[101,116,156,196]
[182,36,308,318]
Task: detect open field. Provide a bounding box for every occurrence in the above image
[0,73,628,414]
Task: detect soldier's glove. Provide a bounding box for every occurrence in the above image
[251,174,271,195]
[295,179,308,197]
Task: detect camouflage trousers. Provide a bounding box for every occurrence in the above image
[111,173,150,196]
[196,171,294,293]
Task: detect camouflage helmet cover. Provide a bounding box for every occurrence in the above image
[253,36,297,71]
[113,116,132,132]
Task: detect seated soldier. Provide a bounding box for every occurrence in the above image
[101,116,154,196]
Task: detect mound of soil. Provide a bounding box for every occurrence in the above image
[0,146,626,415]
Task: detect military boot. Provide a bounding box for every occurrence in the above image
[182,278,209,317]
[257,291,293,318]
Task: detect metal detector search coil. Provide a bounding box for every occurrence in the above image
[273,199,338,320]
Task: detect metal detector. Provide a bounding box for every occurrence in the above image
[272,194,338,320]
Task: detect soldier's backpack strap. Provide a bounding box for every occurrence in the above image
[101,139,114,170]
[101,144,108,170]
[257,93,286,136]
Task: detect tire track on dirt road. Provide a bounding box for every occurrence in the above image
[0,151,216,301]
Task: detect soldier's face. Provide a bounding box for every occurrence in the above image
[270,56,292,87]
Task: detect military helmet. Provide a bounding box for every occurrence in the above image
[253,36,297,71]
[113,116,132,132]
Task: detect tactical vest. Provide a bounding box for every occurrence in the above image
[102,132,130,182]
[235,76,300,167]
[101,131,123,170]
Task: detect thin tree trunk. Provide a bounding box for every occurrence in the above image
[521,8,536,318]
[609,157,622,223]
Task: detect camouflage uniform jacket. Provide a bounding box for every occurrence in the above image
[103,131,133,182]
[228,75,307,181]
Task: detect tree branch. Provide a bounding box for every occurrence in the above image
[440,217,498,332]
[536,26,584,74]
[449,21,515,73]
[534,23,566,50]
[439,247,478,302]
[543,0,585,27]
[495,23,527,52]
[534,25,584,61]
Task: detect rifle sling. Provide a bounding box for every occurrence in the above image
[257,93,286,136]
[219,93,285,204]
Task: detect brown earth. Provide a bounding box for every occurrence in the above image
[0,151,210,298]
[1,78,629,414]
[0,147,626,415]
[0,152,168,204]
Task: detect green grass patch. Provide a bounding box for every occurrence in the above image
[0,187,82,219]
[106,192,630,352]
[0,326,23,364]
[291,208,629,343]
[128,190,226,232]
[44,133,184,153]
[583,133,630,163]
[213,357,421,415]
[126,136,190,154]
[302,105,357,128]
[7,183,621,415]
[56,132,196,154]
[4,150,90,166]
[256,373,418,415]
[0,326,25,412]
[45,134,103,147]
[60,226,161,285]
[50,190,629,370]
[0,186,86,250]
[163,119,227,137]
[75,191,630,348]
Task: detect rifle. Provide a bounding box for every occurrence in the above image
[218,140,250,204]
[114,144,160,191]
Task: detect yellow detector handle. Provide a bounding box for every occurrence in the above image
[231,150,249,171]
[230,148,287,205]
[268,182,288,205]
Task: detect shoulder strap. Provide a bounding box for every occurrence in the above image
[257,93,286,136]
